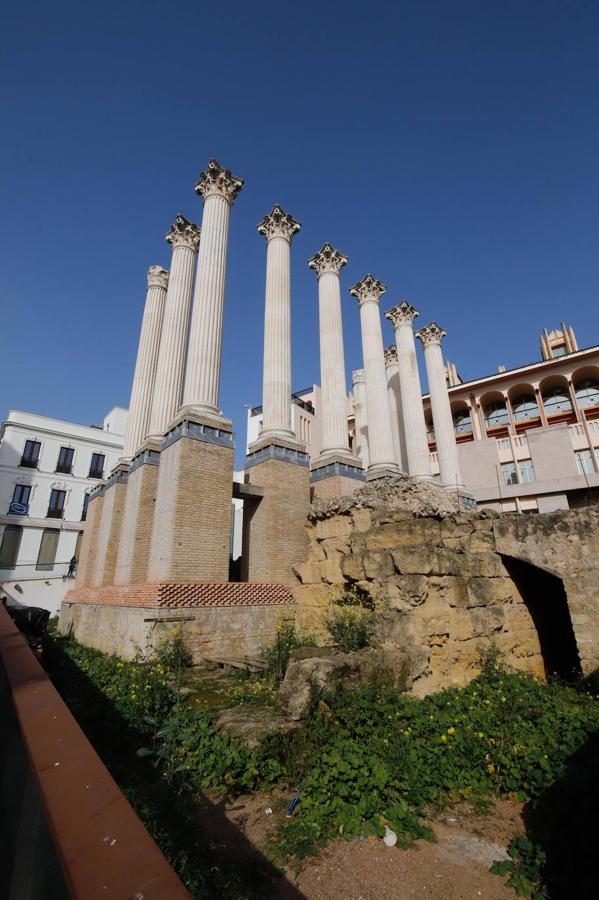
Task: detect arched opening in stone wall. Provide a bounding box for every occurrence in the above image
[501,556,582,681]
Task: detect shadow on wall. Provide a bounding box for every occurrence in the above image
[500,556,582,682]
[523,714,599,898]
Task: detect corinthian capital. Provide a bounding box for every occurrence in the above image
[349,274,387,306]
[352,368,366,385]
[416,322,447,347]
[384,344,398,366]
[257,205,301,242]
[384,300,420,327]
[166,214,201,251]
[147,265,169,290]
[308,243,348,277]
[195,158,244,204]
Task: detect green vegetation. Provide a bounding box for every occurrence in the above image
[44,632,599,899]
[324,583,375,652]
[259,617,317,682]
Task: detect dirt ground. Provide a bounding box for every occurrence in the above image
[198,792,523,899]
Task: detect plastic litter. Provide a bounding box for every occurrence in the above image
[382,826,398,847]
[286,794,301,818]
[264,807,273,815]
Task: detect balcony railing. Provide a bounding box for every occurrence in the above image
[46,508,64,519]
[88,468,104,479]
[55,464,73,475]
[0,606,191,899]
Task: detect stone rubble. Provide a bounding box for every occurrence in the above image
[309,475,464,521]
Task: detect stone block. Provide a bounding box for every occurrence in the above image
[383,574,429,609]
[363,551,395,580]
[366,518,441,550]
[313,515,353,541]
[391,547,435,575]
[351,508,373,532]
[341,553,366,582]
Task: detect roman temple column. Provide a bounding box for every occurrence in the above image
[385,301,432,481]
[308,244,363,496]
[384,344,407,473]
[416,322,464,491]
[182,158,243,420]
[350,275,399,479]
[148,162,242,583]
[147,215,200,442]
[352,369,370,469]
[122,266,168,460]
[257,205,300,442]
[242,206,310,585]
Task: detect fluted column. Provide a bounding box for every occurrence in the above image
[384,345,407,473]
[308,244,357,462]
[416,322,464,490]
[385,301,432,481]
[182,159,243,419]
[350,275,399,478]
[257,205,300,441]
[147,215,200,441]
[352,369,369,469]
[122,266,168,460]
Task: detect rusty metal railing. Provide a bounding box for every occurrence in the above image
[0,605,191,899]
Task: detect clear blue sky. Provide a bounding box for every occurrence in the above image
[1,0,598,466]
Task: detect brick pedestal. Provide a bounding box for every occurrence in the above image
[147,415,234,582]
[310,455,365,500]
[90,468,129,587]
[74,487,104,588]
[242,441,310,586]
[114,448,160,585]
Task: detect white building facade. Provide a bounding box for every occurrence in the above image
[0,407,127,613]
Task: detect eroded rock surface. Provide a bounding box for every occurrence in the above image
[309,475,464,521]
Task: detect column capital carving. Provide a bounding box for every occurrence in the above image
[352,368,366,385]
[308,243,348,277]
[147,265,169,290]
[384,344,398,366]
[166,214,201,251]
[384,300,420,327]
[257,204,301,242]
[349,274,387,305]
[195,158,244,204]
[416,321,446,347]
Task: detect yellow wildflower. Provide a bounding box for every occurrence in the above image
[486,764,495,774]
[447,727,455,735]
[440,735,447,742]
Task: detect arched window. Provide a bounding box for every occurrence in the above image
[542,386,572,416]
[485,401,509,427]
[512,394,539,422]
[453,410,472,434]
[575,379,599,409]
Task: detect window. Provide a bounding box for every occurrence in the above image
[485,402,509,427]
[512,394,539,422]
[575,379,599,409]
[453,411,472,434]
[0,525,23,568]
[542,387,572,416]
[551,346,567,358]
[20,439,41,468]
[81,493,90,521]
[56,446,74,474]
[10,484,31,514]
[502,462,518,486]
[47,489,66,519]
[575,449,595,476]
[36,528,60,571]
[518,459,536,483]
[88,453,105,479]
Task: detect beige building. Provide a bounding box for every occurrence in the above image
[246,324,599,514]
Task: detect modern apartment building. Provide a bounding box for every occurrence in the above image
[0,407,127,612]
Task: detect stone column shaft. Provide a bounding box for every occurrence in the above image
[384,346,407,473]
[417,323,463,490]
[386,301,432,481]
[258,206,300,440]
[309,244,354,458]
[350,276,399,478]
[182,159,243,419]
[123,267,168,459]
[352,369,369,469]
[148,216,200,440]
